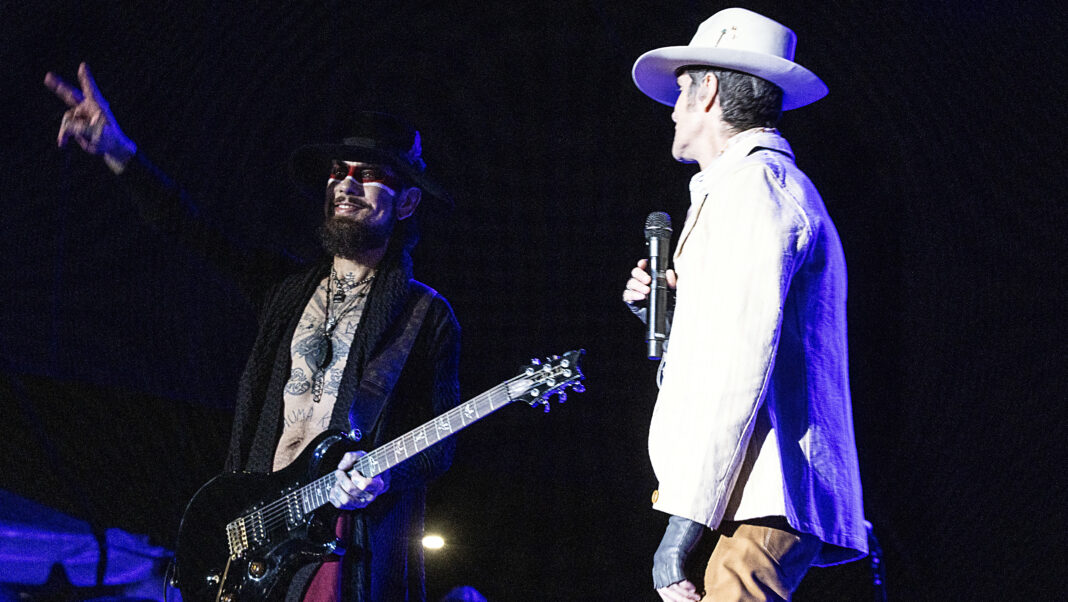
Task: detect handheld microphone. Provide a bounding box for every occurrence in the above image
[644,211,672,359]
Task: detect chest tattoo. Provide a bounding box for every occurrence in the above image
[287,276,370,406]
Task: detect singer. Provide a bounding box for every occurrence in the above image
[622,9,867,601]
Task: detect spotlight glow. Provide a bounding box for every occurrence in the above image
[422,534,445,549]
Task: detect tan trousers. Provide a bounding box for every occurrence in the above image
[700,519,822,601]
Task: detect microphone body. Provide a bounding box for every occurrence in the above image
[644,212,672,359]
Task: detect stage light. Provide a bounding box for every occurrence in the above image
[422,534,445,550]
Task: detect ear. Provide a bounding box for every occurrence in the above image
[699,72,718,113]
[395,187,422,221]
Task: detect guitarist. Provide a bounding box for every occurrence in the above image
[45,64,462,601]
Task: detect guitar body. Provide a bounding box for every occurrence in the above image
[174,430,358,601]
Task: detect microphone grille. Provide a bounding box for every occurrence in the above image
[644,211,672,237]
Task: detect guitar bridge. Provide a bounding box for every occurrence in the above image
[226,518,248,558]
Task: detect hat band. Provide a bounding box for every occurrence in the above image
[342,136,380,148]
[341,136,425,172]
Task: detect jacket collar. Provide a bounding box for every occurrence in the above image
[675,129,793,258]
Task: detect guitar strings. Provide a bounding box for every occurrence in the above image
[252,367,569,534]
[239,369,569,536]
[249,379,515,531]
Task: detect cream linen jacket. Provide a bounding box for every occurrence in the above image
[650,129,867,564]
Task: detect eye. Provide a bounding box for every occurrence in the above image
[360,168,385,182]
[329,163,348,179]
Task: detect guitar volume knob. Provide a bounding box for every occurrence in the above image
[248,560,267,578]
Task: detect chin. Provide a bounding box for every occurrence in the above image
[671,149,698,164]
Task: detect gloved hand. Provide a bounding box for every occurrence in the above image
[652,514,705,589]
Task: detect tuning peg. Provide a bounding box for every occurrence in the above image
[530,358,542,366]
[542,402,551,413]
[572,383,586,394]
[556,392,567,404]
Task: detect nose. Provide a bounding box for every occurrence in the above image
[335,175,364,197]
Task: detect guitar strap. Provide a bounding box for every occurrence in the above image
[346,280,438,444]
[748,146,793,159]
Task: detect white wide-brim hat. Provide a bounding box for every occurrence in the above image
[632,7,827,111]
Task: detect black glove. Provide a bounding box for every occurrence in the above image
[652,515,705,589]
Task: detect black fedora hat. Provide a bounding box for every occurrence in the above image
[289,111,453,207]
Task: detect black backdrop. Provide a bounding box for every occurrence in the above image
[1,1,1063,600]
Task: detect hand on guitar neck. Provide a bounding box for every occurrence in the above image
[330,450,389,509]
[173,350,586,602]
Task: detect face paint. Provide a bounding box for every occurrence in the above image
[327,162,402,197]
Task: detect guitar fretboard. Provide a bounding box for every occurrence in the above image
[224,352,581,559]
[298,381,517,515]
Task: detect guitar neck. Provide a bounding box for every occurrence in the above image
[223,351,580,562]
[299,381,517,513]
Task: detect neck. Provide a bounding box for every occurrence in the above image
[333,244,386,280]
[695,115,736,170]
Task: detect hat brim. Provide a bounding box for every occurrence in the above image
[632,46,828,111]
[289,142,454,208]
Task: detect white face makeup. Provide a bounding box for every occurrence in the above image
[324,161,403,222]
[327,161,401,197]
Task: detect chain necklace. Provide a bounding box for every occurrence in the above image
[309,268,375,403]
[331,268,377,303]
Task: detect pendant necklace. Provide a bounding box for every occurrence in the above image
[310,267,375,403]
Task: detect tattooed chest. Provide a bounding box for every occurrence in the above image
[286,282,364,405]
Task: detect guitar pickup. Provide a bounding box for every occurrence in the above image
[285,494,303,529]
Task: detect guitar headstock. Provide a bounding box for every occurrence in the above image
[508,349,586,412]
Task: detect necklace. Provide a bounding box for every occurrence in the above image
[308,269,375,403]
[331,268,376,303]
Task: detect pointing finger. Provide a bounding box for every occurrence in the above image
[78,63,105,105]
[44,72,85,107]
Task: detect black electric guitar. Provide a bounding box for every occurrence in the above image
[172,350,585,601]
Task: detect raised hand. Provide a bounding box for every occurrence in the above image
[44,62,136,172]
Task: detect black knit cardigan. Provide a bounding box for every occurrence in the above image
[123,153,461,601]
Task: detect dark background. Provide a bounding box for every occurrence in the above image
[1,1,1064,600]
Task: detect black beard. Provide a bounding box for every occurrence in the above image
[318,215,394,259]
